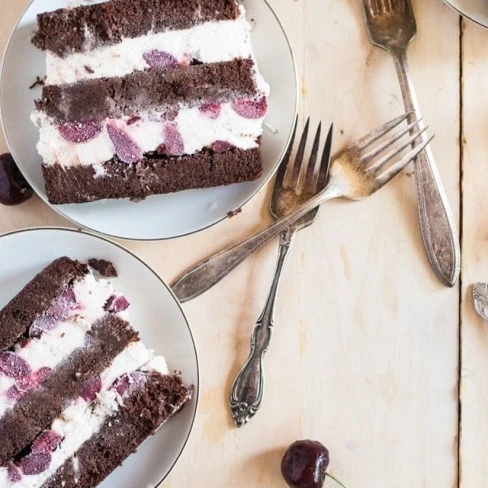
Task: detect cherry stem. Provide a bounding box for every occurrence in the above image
[325,472,348,488]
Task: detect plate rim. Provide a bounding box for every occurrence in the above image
[442,0,488,28]
[0,225,200,488]
[0,0,299,242]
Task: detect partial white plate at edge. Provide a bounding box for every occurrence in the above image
[0,227,199,488]
[0,0,298,240]
[443,0,488,28]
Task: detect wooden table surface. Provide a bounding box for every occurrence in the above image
[1,0,487,486]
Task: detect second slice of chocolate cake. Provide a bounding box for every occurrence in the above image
[31,0,270,204]
[0,257,192,487]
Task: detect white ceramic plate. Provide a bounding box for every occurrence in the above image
[0,0,297,240]
[0,227,199,488]
[443,0,488,28]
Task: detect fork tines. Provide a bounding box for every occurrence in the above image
[354,113,433,184]
[280,117,333,195]
[366,0,406,16]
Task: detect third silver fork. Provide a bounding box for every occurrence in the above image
[361,0,460,286]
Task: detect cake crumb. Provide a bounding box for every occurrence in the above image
[227,208,242,218]
[84,65,94,74]
[88,258,118,278]
[127,115,142,125]
[72,456,79,474]
[265,122,279,135]
[29,76,45,89]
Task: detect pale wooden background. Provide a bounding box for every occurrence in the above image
[0,0,486,486]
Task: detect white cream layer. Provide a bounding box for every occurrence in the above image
[32,102,265,171]
[0,272,117,417]
[0,342,168,488]
[45,7,253,85]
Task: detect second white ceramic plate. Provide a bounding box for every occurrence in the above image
[443,0,488,28]
[0,227,199,488]
[1,0,297,240]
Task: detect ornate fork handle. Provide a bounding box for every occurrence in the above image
[391,49,460,286]
[230,229,294,427]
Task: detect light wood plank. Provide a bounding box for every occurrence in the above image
[0,1,461,487]
[460,14,488,488]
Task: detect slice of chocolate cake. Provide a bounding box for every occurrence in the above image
[30,0,269,204]
[0,257,192,487]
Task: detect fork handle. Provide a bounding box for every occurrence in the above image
[171,185,339,303]
[230,229,294,427]
[391,50,460,286]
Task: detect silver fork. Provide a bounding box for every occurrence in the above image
[229,119,332,427]
[171,113,433,306]
[228,115,433,427]
[361,0,460,287]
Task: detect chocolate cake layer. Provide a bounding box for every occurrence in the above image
[41,372,192,488]
[42,146,263,204]
[88,259,118,278]
[32,0,240,58]
[0,257,88,351]
[0,315,138,466]
[36,59,257,122]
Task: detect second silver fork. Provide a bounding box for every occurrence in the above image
[229,120,334,428]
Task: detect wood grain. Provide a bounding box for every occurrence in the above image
[460,14,488,488]
[0,0,464,487]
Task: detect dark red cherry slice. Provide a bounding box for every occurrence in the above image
[232,96,268,119]
[199,102,221,120]
[32,431,63,454]
[0,352,31,381]
[59,120,103,143]
[112,373,131,397]
[80,375,102,402]
[7,463,22,482]
[107,123,142,164]
[211,141,233,153]
[162,124,184,156]
[21,453,51,475]
[112,371,145,397]
[104,294,130,313]
[143,50,178,69]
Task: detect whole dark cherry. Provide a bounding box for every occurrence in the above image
[281,440,346,488]
[0,153,33,206]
